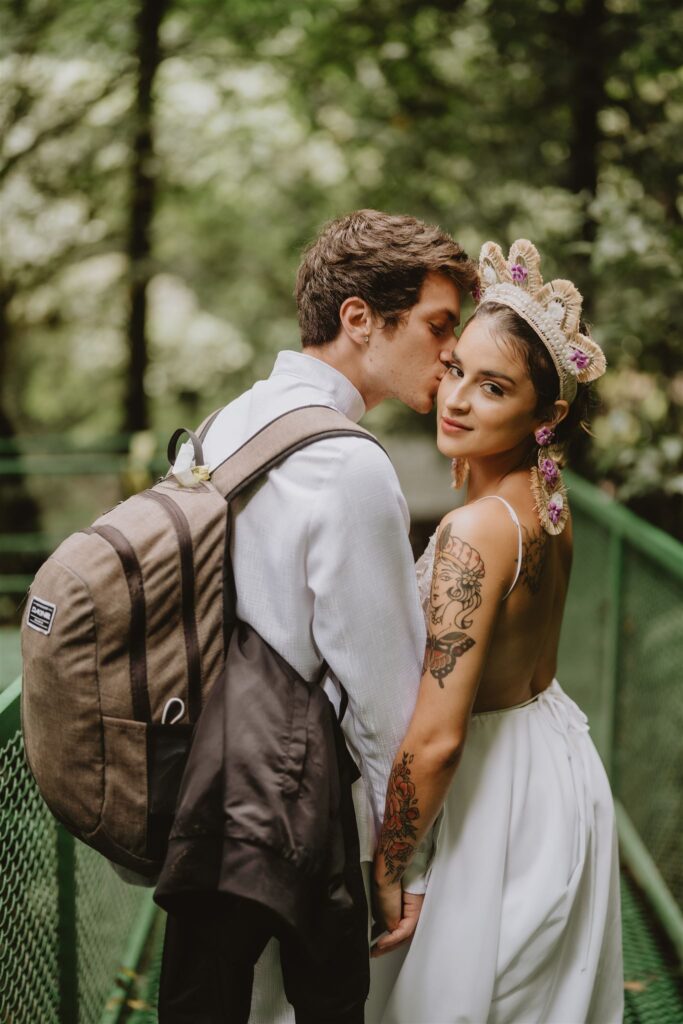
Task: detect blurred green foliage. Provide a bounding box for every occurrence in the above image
[1,0,682,534]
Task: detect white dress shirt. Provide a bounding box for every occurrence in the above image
[198,350,427,1022]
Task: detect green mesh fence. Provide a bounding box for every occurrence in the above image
[0,680,150,1024]
[0,728,60,1023]
[559,473,683,928]
[557,511,615,755]
[75,846,151,1024]
[622,872,683,1024]
[616,549,683,910]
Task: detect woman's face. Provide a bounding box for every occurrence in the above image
[437,315,542,462]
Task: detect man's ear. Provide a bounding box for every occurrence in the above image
[339,296,373,348]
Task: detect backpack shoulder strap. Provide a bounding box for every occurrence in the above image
[210,404,386,502]
[196,407,222,441]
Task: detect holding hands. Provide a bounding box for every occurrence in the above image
[371,874,424,958]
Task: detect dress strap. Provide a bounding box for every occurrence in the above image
[470,495,523,599]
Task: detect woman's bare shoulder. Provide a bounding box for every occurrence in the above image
[439,497,519,543]
[437,499,524,596]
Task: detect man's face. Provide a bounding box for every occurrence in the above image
[366,273,462,413]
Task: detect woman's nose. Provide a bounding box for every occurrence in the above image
[443,377,470,412]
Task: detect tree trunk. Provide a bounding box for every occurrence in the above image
[124,0,169,434]
[566,0,607,247]
[0,286,42,619]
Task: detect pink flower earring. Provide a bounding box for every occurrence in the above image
[530,426,569,535]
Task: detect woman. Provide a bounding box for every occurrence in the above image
[369,240,623,1023]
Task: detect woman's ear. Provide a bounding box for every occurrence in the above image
[339,296,373,347]
[550,399,570,428]
[536,399,569,433]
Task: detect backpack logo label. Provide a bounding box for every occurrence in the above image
[27,597,57,636]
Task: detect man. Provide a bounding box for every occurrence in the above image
[159,209,477,1022]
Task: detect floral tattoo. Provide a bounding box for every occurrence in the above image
[379,752,420,883]
[423,524,484,686]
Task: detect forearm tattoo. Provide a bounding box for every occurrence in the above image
[379,752,420,883]
[423,524,483,687]
[519,526,547,595]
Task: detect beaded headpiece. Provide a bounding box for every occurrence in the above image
[477,239,606,402]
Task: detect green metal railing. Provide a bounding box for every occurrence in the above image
[0,677,155,1024]
[558,471,683,965]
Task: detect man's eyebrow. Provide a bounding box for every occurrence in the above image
[431,307,460,327]
[449,354,516,385]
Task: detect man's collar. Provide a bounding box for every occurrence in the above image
[270,350,366,423]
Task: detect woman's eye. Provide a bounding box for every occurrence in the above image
[448,364,464,378]
[482,382,504,397]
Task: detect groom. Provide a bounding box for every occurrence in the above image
[158,209,477,1023]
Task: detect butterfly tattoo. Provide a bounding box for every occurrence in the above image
[422,630,476,687]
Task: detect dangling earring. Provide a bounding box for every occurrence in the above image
[530,426,568,535]
[451,457,469,490]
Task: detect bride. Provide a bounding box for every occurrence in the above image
[369,240,623,1023]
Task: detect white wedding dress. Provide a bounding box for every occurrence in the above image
[368,520,624,1024]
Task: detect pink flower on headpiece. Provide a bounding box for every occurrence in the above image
[472,283,482,303]
[568,347,590,372]
[540,458,559,484]
[535,426,555,446]
[548,493,564,526]
[510,264,528,284]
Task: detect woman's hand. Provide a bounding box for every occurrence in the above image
[371,889,425,958]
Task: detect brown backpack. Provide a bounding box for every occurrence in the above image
[21,405,380,878]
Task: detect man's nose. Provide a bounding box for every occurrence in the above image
[437,348,452,379]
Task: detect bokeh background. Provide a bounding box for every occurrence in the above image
[1,5,683,1021]
[2,0,683,549]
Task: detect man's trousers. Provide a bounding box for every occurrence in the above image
[157,892,367,1024]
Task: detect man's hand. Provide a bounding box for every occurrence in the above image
[371,887,425,958]
[373,874,402,934]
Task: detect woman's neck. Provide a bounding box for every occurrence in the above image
[465,447,531,501]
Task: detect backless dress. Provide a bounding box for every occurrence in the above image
[368,497,623,1024]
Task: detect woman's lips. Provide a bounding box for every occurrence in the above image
[441,416,472,434]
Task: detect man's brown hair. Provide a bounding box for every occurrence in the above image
[295,209,479,346]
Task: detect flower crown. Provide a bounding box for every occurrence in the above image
[476,239,606,402]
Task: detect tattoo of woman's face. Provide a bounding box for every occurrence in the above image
[423,524,484,686]
[430,523,485,629]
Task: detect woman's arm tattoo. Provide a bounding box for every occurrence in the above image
[424,525,484,686]
[378,751,420,883]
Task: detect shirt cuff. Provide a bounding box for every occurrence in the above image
[401,832,435,895]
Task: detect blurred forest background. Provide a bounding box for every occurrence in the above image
[2,0,682,545]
